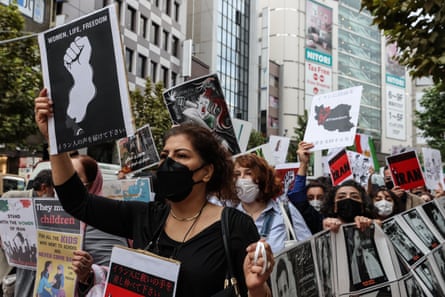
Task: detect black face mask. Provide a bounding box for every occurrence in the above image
[335,198,363,223]
[155,157,205,203]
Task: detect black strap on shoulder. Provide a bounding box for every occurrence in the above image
[221,207,240,296]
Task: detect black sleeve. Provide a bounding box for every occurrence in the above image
[293,200,323,234]
[55,173,150,239]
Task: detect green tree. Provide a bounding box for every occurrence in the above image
[0,4,42,150]
[247,129,267,150]
[415,85,445,156]
[287,110,308,162]
[130,77,172,153]
[361,1,445,85]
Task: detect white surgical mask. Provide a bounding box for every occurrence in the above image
[236,178,259,204]
[374,200,393,217]
[309,199,321,212]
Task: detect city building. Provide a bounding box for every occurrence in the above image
[187,0,259,124]
[258,0,415,172]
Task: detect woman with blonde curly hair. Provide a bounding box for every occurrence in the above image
[234,154,311,253]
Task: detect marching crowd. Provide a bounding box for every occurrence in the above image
[1,89,444,297]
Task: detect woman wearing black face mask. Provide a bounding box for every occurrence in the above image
[34,90,274,297]
[320,179,379,233]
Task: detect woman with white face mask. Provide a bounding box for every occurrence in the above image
[372,187,397,220]
[234,154,312,254]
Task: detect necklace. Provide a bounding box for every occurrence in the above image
[170,202,206,221]
[170,201,207,258]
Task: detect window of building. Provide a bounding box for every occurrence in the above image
[151,22,160,46]
[171,71,177,86]
[137,54,147,78]
[161,66,169,87]
[154,0,160,7]
[171,35,179,57]
[125,48,134,73]
[163,30,169,51]
[140,15,148,38]
[165,0,171,16]
[126,5,136,31]
[174,2,180,22]
[151,61,158,82]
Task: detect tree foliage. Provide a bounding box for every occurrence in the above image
[415,85,445,156]
[247,129,267,151]
[0,4,42,150]
[361,1,445,85]
[287,110,308,162]
[130,77,172,153]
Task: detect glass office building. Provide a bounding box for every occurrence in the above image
[338,0,382,140]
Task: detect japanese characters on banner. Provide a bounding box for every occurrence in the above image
[422,147,445,191]
[386,150,426,191]
[38,5,134,154]
[163,73,241,155]
[327,149,353,186]
[386,85,406,140]
[232,118,253,153]
[303,86,362,151]
[385,39,407,141]
[117,124,160,175]
[305,0,333,108]
[104,246,180,297]
[102,178,153,202]
[268,135,291,165]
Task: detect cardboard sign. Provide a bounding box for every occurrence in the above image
[386,151,425,191]
[328,149,353,186]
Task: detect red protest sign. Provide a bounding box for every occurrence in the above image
[274,163,300,197]
[386,151,425,190]
[328,149,353,186]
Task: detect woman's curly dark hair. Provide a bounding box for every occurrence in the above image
[234,154,282,202]
[163,123,237,202]
[320,179,378,219]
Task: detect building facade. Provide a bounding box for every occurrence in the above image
[258,0,415,168]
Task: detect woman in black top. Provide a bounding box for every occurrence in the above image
[34,88,273,297]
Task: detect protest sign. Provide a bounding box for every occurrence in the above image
[386,151,426,191]
[0,199,37,269]
[274,163,300,197]
[33,199,82,297]
[422,147,444,191]
[102,177,153,202]
[232,118,253,153]
[104,246,180,297]
[269,135,290,165]
[328,149,353,186]
[304,86,362,151]
[347,150,372,188]
[233,144,275,166]
[117,124,160,175]
[38,5,134,154]
[163,73,241,155]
